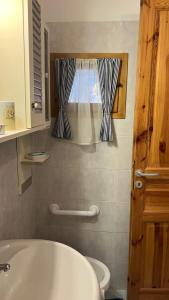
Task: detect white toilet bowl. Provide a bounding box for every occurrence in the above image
[86,256,110,299]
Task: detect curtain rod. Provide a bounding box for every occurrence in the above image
[50,53,128,59]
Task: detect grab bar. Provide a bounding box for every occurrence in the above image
[49,203,100,217]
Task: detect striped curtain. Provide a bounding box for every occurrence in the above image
[53,58,76,139]
[97,58,121,141]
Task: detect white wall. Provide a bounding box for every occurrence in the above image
[42,0,140,22]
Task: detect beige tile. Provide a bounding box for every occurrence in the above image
[34,166,116,201]
[0,140,37,240]
[112,233,129,263]
[39,200,130,233]
[108,260,128,290]
[114,170,132,203]
[113,114,134,137]
[78,229,114,265]
[72,138,132,171]
[38,200,115,232]
[112,203,130,233]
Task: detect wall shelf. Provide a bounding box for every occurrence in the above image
[17,135,50,194]
[0,125,49,145]
[21,154,50,164]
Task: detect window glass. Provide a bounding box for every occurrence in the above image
[69,65,102,104]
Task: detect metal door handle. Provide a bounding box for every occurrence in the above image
[135,169,160,177]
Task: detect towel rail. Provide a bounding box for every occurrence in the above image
[49,204,100,217]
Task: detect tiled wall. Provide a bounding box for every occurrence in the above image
[0,21,138,299]
[33,21,139,298]
[0,140,36,240]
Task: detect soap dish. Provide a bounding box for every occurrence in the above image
[22,152,50,164]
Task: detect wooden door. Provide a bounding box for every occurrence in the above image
[128,1,169,300]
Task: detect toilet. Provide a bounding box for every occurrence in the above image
[86,257,111,299]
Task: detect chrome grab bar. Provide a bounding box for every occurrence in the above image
[135,169,160,178]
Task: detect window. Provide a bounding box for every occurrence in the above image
[50,53,128,120]
[52,54,128,144]
[69,61,102,104]
[66,59,102,145]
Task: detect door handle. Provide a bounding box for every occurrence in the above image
[135,169,160,177]
[32,102,42,111]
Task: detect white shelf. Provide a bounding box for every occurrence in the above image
[21,154,50,164]
[0,125,49,144]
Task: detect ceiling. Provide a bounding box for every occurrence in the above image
[42,0,140,22]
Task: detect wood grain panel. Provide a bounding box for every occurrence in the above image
[141,224,155,288]
[161,224,169,287]
[141,224,169,289]
[144,193,169,212]
[154,0,169,8]
[149,11,169,168]
[139,292,169,300]
[128,2,157,298]
[153,224,163,288]
[128,1,169,300]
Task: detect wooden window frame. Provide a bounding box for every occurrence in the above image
[50,53,128,119]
